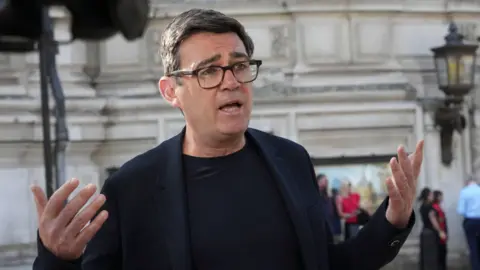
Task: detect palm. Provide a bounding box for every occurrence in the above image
[385,140,424,228]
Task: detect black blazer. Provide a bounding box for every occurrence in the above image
[34,128,415,270]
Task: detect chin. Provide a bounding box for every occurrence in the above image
[218,121,248,136]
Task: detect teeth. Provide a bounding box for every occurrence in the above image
[221,105,240,112]
[220,103,240,109]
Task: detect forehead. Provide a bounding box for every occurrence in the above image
[178,32,247,68]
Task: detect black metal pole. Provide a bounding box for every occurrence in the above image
[42,11,69,190]
[51,66,68,190]
[38,7,54,198]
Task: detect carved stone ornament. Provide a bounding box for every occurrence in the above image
[270,25,289,58]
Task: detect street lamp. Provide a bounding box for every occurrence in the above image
[431,22,478,166]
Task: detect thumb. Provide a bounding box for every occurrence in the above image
[31,185,48,221]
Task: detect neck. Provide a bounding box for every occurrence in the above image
[183,126,246,157]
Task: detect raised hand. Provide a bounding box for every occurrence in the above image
[385,140,425,228]
[31,178,108,260]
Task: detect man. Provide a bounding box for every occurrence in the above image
[457,175,480,270]
[31,8,424,270]
[316,174,341,242]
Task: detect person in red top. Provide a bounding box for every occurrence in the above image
[432,190,448,270]
[340,182,362,240]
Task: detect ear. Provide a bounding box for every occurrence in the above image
[158,76,181,109]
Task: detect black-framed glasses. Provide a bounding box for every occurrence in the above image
[166,59,262,89]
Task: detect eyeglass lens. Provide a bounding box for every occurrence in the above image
[197,61,259,89]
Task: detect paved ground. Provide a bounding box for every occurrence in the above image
[0,265,31,270]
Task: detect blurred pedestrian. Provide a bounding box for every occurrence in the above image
[341,182,362,240]
[458,176,480,270]
[316,174,341,242]
[432,190,447,270]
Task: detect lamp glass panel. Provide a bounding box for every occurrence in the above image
[435,56,448,87]
[447,55,459,86]
[458,54,474,85]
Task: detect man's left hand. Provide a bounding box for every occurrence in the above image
[385,140,424,229]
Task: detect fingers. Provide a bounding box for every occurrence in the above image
[56,184,98,228]
[75,210,109,249]
[397,145,413,186]
[389,156,410,195]
[388,141,424,205]
[64,193,106,236]
[411,140,425,180]
[31,185,48,222]
[43,179,80,220]
[385,176,402,203]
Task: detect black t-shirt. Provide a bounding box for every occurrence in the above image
[419,203,434,231]
[183,139,304,270]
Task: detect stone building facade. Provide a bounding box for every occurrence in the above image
[1,1,480,268]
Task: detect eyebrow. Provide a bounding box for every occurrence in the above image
[196,54,221,69]
[229,51,248,59]
[195,51,249,69]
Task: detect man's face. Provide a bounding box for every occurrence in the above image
[161,32,253,140]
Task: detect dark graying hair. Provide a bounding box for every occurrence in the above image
[467,174,479,184]
[159,9,255,75]
[432,190,443,204]
[417,187,431,203]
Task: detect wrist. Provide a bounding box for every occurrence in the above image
[387,215,409,229]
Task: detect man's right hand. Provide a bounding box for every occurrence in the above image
[31,178,109,261]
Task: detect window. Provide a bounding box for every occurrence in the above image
[312,155,392,213]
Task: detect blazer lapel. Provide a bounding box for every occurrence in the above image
[151,127,318,270]
[153,128,192,270]
[247,129,319,270]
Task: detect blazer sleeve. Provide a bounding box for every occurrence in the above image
[327,198,415,270]
[301,147,415,270]
[33,177,122,270]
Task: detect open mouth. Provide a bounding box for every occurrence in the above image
[219,101,243,113]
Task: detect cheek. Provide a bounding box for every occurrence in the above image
[184,86,216,115]
[242,85,254,106]
[242,84,253,95]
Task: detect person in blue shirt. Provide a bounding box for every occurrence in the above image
[457,175,480,270]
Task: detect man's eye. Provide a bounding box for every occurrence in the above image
[234,63,249,71]
[199,67,219,76]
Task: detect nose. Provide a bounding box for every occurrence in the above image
[221,69,240,90]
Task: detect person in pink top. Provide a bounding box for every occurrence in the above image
[341,183,362,240]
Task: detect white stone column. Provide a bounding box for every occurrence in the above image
[423,115,469,257]
[0,142,42,246]
[0,54,28,97]
[292,18,308,73]
[0,167,35,245]
[287,112,298,142]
